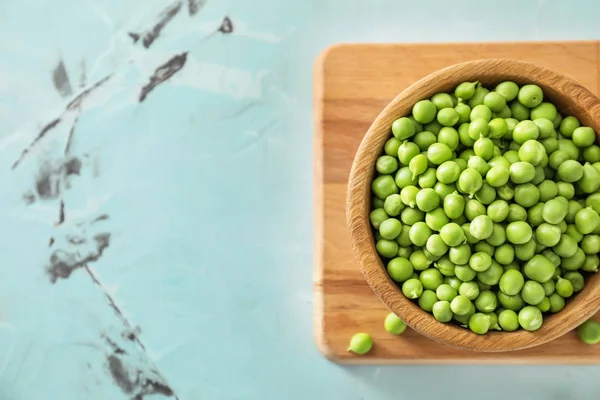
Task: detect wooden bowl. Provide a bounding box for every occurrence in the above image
[347,59,600,352]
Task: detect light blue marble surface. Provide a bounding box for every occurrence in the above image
[1,0,600,399]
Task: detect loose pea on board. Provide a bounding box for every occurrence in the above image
[369,80,600,335]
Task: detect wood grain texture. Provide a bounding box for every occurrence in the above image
[314,41,600,363]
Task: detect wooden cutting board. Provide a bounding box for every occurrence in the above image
[313,41,600,364]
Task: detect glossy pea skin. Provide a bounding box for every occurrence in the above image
[575,207,600,235]
[347,333,373,354]
[372,175,399,200]
[413,131,437,151]
[499,269,525,295]
[538,180,559,202]
[514,183,540,208]
[392,117,416,140]
[524,254,555,283]
[383,194,404,216]
[578,320,600,345]
[498,309,519,331]
[518,306,543,331]
[518,84,544,108]
[370,208,389,229]
[412,100,437,124]
[475,182,497,205]
[509,162,536,184]
[443,191,466,220]
[469,313,491,334]
[384,313,407,335]
[506,221,532,245]
[572,127,596,148]
[521,281,545,305]
[560,116,581,137]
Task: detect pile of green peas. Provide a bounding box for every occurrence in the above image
[370,80,600,335]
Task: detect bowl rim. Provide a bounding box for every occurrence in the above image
[346,58,600,352]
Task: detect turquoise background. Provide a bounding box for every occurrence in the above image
[0,0,600,398]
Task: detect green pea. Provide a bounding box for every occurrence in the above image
[518,140,546,166]
[423,208,448,233]
[557,160,584,183]
[370,208,389,229]
[402,278,424,299]
[469,251,492,272]
[395,167,418,188]
[397,141,420,165]
[417,289,438,312]
[425,120,443,135]
[439,222,465,247]
[409,222,432,247]
[376,239,399,258]
[582,254,599,272]
[540,137,559,154]
[558,138,581,160]
[409,250,431,271]
[586,192,600,214]
[483,199,508,223]
[518,84,543,108]
[548,293,566,313]
[347,332,373,354]
[392,117,416,140]
[477,261,503,286]
[498,309,519,331]
[495,243,515,265]
[425,234,447,257]
[397,247,412,258]
[454,264,476,282]
[556,277,574,298]
[565,224,583,243]
[469,118,490,140]
[468,313,490,334]
[383,194,404,217]
[486,223,507,247]
[435,283,458,302]
[514,183,540,208]
[376,155,399,175]
[542,279,556,296]
[454,158,467,173]
[379,218,402,240]
[497,184,514,202]
[461,223,478,245]
[387,257,414,283]
[432,300,453,322]
[458,168,483,198]
[488,118,508,138]
[535,223,562,247]
[408,116,424,133]
[537,297,551,312]
[561,247,586,271]
[455,81,478,100]
[401,207,424,225]
[552,233,577,258]
[384,137,402,156]
[439,191,464,220]
[576,207,600,234]
[496,81,519,101]
[583,145,600,163]
[524,254,555,283]
[541,198,568,225]
[435,256,456,277]
[431,93,454,110]
[437,108,459,127]
[509,101,530,122]
[475,182,497,205]
[407,154,427,180]
[577,320,600,345]
[559,116,580,137]
[582,235,600,255]
[521,281,545,305]
[572,126,596,148]
[468,85,489,108]
[526,202,545,227]
[531,102,557,121]
[518,306,543,332]
[372,175,399,199]
[426,143,452,166]
[538,180,559,202]
[455,103,471,125]
[413,131,437,151]
[412,100,437,124]
[499,269,525,295]
[458,281,480,301]
[579,162,600,194]
[557,181,575,199]
[373,196,385,209]
[507,203,527,222]
[474,289,497,312]
[397,225,414,247]
[474,241,495,256]
[513,120,539,144]
[458,123,475,147]
[433,182,457,201]
[415,188,439,212]
[384,313,407,335]
[451,295,473,315]
[466,156,488,177]
[485,165,509,187]
[473,137,493,161]
[434,161,459,184]
[509,162,536,184]
[504,118,519,140]
[470,215,493,241]
[533,118,555,138]
[564,271,585,292]
[400,185,418,208]
[553,112,563,130]
[498,291,525,311]
[505,221,533,245]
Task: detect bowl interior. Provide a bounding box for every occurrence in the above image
[347,59,600,352]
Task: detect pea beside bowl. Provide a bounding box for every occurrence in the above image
[346,59,600,352]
